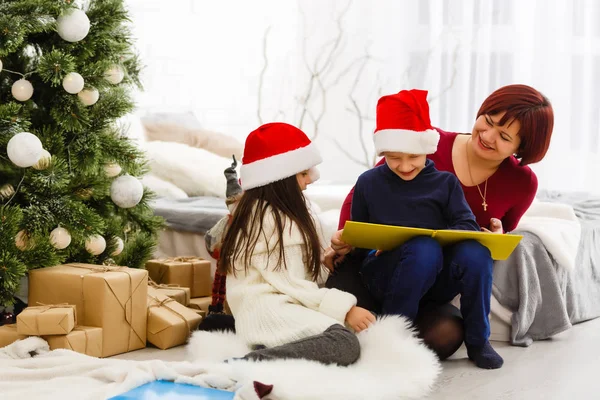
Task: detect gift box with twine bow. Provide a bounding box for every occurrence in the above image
[16,303,77,336]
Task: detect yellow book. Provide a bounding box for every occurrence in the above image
[341,221,523,261]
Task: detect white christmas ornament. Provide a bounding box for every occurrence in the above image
[56,9,90,43]
[78,87,99,106]
[0,58,3,72]
[110,174,143,208]
[11,79,34,101]
[85,234,106,255]
[32,149,52,170]
[104,65,124,84]
[104,162,122,178]
[7,132,44,168]
[62,72,85,94]
[50,227,71,250]
[111,237,124,256]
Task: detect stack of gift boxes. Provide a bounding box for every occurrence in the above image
[0,256,223,357]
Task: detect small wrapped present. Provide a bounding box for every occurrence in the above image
[147,287,202,350]
[44,326,103,357]
[0,324,28,348]
[29,263,148,357]
[16,304,76,336]
[188,296,212,314]
[189,308,207,318]
[146,257,211,297]
[149,280,191,306]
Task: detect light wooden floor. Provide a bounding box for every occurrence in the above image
[428,317,600,399]
[113,317,600,399]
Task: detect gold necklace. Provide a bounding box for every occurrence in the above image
[465,138,489,211]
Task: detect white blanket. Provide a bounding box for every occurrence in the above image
[0,316,440,400]
[514,199,581,270]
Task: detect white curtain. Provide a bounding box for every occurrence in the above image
[127,0,600,193]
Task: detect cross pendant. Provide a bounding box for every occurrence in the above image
[482,201,488,212]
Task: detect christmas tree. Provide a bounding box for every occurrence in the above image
[0,0,163,307]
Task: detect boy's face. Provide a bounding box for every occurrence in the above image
[383,152,427,181]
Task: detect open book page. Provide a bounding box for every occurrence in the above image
[341,221,522,260]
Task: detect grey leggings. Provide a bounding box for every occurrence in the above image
[243,324,360,366]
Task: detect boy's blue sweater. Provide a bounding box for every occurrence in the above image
[351,160,480,231]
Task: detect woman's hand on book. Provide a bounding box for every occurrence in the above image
[480,218,503,234]
[330,229,352,255]
[345,306,376,332]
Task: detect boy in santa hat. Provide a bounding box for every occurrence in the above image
[348,89,503,369]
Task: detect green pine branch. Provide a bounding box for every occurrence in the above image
[0,0,165,307]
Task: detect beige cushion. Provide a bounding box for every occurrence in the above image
[143,121,243,160]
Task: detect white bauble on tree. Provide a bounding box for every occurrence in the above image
[111,237,124,256]
[110,174,143,208]
[0,58,3,72]
[56,9,90,42]
[104,162,122,178]
[78,87,99,106]
[62,72,85,94]
[50,227,71,250]
[32,149,52,170]
[7,132,44,168]
[104,65,124,84]
[11,79,34,101]
[85,234,106,255]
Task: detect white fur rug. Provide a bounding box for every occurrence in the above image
[0,316,440,400]
[185,316,441,399]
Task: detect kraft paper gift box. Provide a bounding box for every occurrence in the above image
[16,304,77,336]
[147,287,202,350]
[0,324,28,348]
[148,281,191,306]
[188,297,232,315]
[189,308,207,318]
[145,257,211,297]
[44,326,103,357]
[188,296,212,314]
[29,263,148,357]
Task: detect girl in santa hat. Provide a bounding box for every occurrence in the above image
[218,122,375,365]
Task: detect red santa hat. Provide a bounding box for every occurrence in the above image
[240,122,322,190]
[373,89,439,156]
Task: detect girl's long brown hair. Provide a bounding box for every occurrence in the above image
[218,175,322,282]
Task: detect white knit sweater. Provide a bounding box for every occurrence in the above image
[226,207,357,348]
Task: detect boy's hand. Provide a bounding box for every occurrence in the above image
[330,229,352,255]
[345,306,376,332]
[481,218,503,234]
[323,247,346,272]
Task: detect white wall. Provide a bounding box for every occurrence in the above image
[125,0,600,191]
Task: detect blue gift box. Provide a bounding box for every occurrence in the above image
[109,380,235,399]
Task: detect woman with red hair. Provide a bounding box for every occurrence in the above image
[326,84,554,363]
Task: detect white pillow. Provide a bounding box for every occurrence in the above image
[143,141,233,197]
[304,183,353,212]
[317,209,342,247]
[141,174,188,199]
